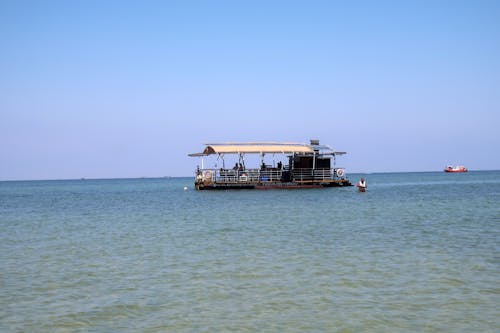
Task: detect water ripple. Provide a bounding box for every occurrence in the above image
[1,173,499,332]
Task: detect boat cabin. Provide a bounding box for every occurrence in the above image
[188,140,352,190]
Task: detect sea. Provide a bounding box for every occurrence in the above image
[1,171,499,332]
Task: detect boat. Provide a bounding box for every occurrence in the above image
[188,139,353,190]
[444,165,468,173]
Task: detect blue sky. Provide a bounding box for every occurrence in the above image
[1,0,499,179]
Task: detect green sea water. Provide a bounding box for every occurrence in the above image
[1,171,499,332]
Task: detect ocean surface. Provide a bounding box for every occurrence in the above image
[1,171,499,332]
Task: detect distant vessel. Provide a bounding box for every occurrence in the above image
[188,139,352,190]
[444,165,468,173]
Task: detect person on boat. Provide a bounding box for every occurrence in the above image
[196,166,202,182]
[357,177,367,192]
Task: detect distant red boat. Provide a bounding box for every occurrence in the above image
[444,165,468,173]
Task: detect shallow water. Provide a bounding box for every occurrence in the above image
[1,171,499,332]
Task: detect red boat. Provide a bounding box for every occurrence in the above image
[444,165,468,173]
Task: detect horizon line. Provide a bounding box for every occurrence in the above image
[1,169,499,182]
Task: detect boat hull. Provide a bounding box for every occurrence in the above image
[195,179,352,190]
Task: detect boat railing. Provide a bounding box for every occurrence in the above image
[199,168,284,183]
[198,167,345,184]
[292,168,332,181]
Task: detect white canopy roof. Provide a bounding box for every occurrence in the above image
[189,142,314,156]
[189,141,347,157]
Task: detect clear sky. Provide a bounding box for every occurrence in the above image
[1,0,499,180]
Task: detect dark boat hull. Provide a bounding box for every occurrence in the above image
[195,180,352,190]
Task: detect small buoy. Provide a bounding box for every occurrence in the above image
[183,186,188,191]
